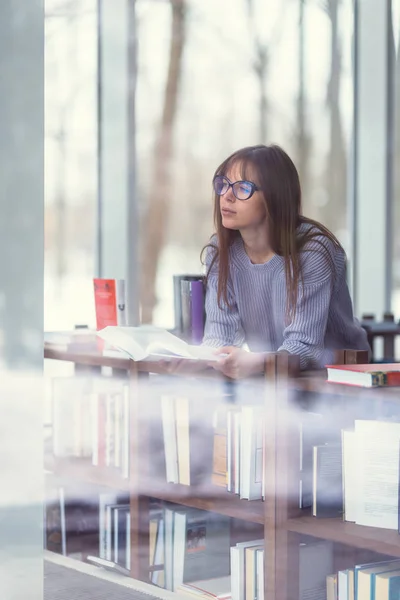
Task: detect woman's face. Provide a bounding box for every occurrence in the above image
[218,162,267,232]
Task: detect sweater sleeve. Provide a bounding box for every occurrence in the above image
[202,243,245,348]
[278,237,339,369]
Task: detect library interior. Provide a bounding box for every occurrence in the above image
[3,1,400,599]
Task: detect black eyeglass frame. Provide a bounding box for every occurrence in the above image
[212,175,260,201]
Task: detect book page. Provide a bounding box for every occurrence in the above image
[147,335,219,361]
[342,430,357,522]
[299,541,333,600]
[355,420,400,529]
[97,326,221,362]
[96,326,147,360]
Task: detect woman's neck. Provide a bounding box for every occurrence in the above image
[240,227,274,264]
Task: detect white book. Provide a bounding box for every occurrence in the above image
[230,546,240,600]
[227,409,233,492]
[114,392,121,469]
[300,541,333,600]
[126,512,131,570]
[161,396,179,484]
[342,429,357,522]
[163,508,175,591]
[105,395,113,467]
[122,385,130,479]
[59,487,66,556]
[172,511,187,591]
[106,503,122,561]
[52,378,89,457]
[338,568,354,600]
[355,419,400,530]
[234,412,241,495]
[97,325,221,362]
[91,393,99,466]
[99,492,118,559]
[231,538,264,600]
[257,549,264,600]
[113,504,130,565]
[240,406,264,500]
[337,569,348,600]
[151,517,164,585]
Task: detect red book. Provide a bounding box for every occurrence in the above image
[93,279,126,351]
[326,363,400,387]
[93,279,126,330]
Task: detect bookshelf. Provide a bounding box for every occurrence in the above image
[44,341,400,600]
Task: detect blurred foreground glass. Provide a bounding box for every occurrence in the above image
[0,0,44,598]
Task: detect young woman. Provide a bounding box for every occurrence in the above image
[202,144,369,378]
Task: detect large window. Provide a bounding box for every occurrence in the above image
[45,0,355,331]
[136,0,354,328]
[45,0,97,330]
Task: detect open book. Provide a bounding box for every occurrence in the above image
[97,325,220,362]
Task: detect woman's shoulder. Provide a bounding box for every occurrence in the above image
[298,221,344,255]
[297,222,345,283]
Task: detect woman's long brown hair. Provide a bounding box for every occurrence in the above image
[201,144,343,321]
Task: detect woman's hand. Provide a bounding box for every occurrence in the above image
[210,346,264,380]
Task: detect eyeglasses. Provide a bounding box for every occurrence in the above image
[213,175,260,201]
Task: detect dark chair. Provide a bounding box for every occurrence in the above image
[361,312,400,363]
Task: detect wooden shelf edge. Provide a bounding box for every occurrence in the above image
[144,484,265,524]
[45,458,131,492]
[44,346,225,378]
[44,346,131,370]
[284,515,400,557]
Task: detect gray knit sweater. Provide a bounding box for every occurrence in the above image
[203,230,369,369]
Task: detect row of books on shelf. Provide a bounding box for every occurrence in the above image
[310,418,400,531]
[161,397,264,500]
[49,373,400,531]
[45,482,340,600]
[146,507,337,600]
[326,558,400,600]
[44,484,258,600]
[45,484,131,570]
[51,377,130,478]
[163,394,400,531]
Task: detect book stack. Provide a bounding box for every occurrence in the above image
[326,363,400,387]
[51,377,130,479]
